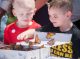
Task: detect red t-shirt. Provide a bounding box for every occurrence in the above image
[4,20,41,45]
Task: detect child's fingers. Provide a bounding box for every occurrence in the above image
[23,35,28,40]
[17,29,35,40]
[17,34,20,40]
[17,32,29,40]
[17,34,25,40]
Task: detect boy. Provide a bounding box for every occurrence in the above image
[4,0,41,45]
[40,0,80,58]
[17,0,80,58]
[39,0,80,58]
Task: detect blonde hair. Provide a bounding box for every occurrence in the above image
[48,0,72,12]
[13,0,35,9]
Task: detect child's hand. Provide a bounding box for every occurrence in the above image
[17,29,35,40]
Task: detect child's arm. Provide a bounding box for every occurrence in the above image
[17,29,35,40]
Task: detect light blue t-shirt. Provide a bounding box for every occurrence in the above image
[0,15,8,41]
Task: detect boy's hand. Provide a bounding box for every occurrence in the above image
[17,29,35,40]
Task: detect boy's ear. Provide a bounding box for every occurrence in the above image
[47,3,50,11]
[48,4,50,13]
[65,11,72,17]
[33,8,37,15]
[12,9,16,16]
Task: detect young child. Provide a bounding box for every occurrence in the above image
[17,0,80,58]
[39,0,80,58]
[4,0,41,45]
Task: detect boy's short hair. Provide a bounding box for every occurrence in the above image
[48,0,72,12]
[13,0,35,9]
